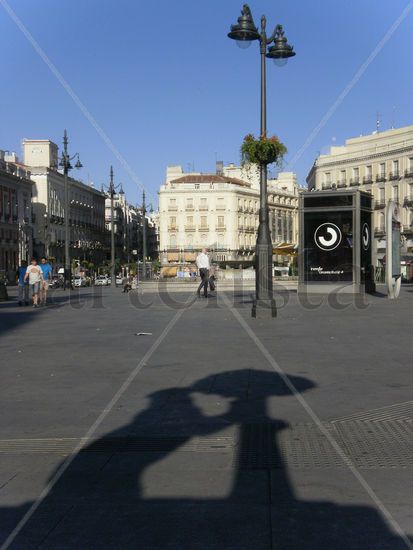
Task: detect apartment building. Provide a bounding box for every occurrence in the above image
[22,139,107,266]
[0,151,34,279]
[306,124,413,260]
[159,163,299,266]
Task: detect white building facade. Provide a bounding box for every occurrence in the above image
[22,139,107,266]
[159,163,299,266]
[306,125,413,261]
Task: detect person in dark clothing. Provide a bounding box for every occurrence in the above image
[196,248,210,298]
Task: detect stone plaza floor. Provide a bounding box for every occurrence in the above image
[0,285,412,549]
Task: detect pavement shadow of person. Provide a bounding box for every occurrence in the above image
[1,369,411,549]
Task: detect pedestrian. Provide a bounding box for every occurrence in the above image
[24,257,43,308]
[39,257,53,305]
[209,264,216,293]
[16,260,29,306]
[196,248,210,298]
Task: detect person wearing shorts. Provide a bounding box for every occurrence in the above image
[24,258,43,308]
[39,257,52,305]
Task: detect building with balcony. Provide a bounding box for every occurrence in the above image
[22,139,107,267]
[306,124,413,261]
[0,150,34,279]
[159,162,299,267]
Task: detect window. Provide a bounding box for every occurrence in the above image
[186,216,193,225]
[217,216,225,227]
[393,160,399,173]
[366,165,372,177]
[217,197,225,210]
[324,172,331,184]
[169,216,176,229]
[186,199,194,209]
[194,184,200,189]
[379,163,385,176]
[170,234,177,247]
[393,186,399,201]
[340,170,346,183]
[353,167,359,179]
[409,158,413,171]
[379,188,385,201]
[200,216,207,228]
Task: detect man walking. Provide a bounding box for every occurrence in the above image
[196,248,210,298]
[24,258,43,308]
[39,257,52,305]
[16,260,29,306]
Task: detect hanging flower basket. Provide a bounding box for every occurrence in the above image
[241,133,287,166]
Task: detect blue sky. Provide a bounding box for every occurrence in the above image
[1,0,412,206]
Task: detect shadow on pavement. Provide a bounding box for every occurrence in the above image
[1,369,411,549]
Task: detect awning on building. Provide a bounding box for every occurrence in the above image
[273,242,298,256]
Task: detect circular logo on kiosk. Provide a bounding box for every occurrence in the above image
[314,223,342,251]
[362,223,370,250]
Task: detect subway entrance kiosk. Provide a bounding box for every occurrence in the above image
[299,189,375,294]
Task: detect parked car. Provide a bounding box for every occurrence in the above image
[73,276,87,288]
[49,275,64,288]
[115,275,124,286]
[94,275,110,286]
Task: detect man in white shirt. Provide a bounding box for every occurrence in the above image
[196,248,210,298]
[24,257,43,308]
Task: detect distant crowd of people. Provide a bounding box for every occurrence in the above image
[17,257,52,307]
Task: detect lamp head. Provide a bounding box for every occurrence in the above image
[266,25,296,66]
[75,157,83,169]
[228,4,260,47]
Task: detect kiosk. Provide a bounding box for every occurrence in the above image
[299,189,375,294]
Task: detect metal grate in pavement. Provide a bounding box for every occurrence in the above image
[235,423,343,470]
[1,420,413,469]
[331,400,413,423]
[332,420,413,469]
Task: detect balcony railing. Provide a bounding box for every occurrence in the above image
[185,206,194,211]
[321,183,332,190]
[349,178,360,186]
[199,205,208,211]
[215,225,226,231]
[402,224,413,235]
[168,226,178,231]
[389,171,400,180]
[363,176,373,184]
[199,225,209,231]
[167,205,178,211]
[373,200,386,210]
[337,180,347,188]
[404,169,413,178]
[185,225,196,231]
[403,196,413,207]
[376,174,386,182]
[374,227,386,237]
[216,205,226,211]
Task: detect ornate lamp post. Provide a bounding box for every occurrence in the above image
[54,130,82,287]
[228,4,295,318]
[136,191,153,280]
[102,166,122,286]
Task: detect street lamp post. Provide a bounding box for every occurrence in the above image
[228,4,295,318]
[136,191,153,280]
[102,166,122,285]
[55,130,82,287]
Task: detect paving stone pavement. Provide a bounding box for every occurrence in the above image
[0,285,412,549]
